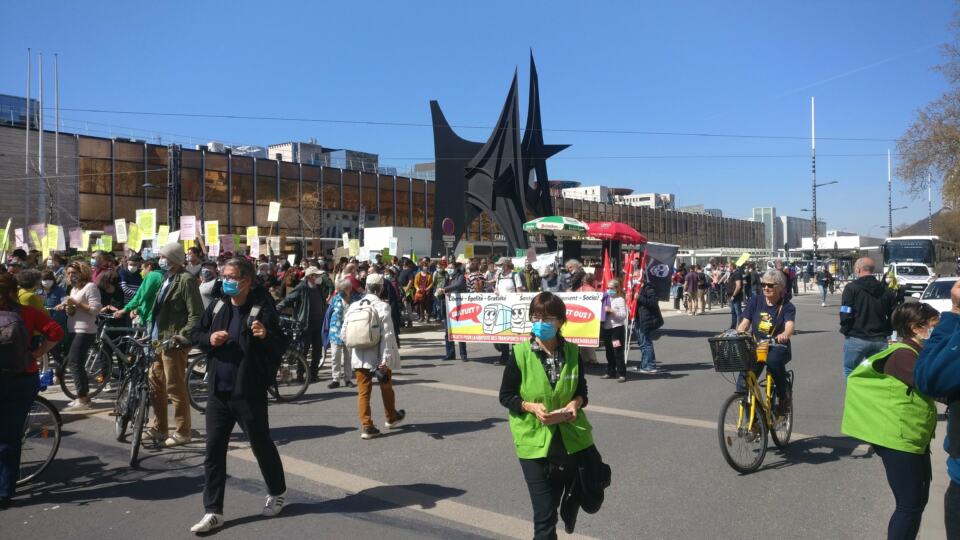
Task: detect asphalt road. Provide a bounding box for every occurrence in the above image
[4,287,950,539]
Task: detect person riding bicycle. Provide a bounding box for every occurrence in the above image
[0,273,63,509]
[735,268,796,415]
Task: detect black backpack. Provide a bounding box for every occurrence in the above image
[0,307,33,376]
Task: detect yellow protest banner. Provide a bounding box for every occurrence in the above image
[29,230,42,252]
[0,218,10,254]
[246,226,259,247]
[183,239,194,251]
[100,235,113,252]
[348,239,361,257]
[135,209,157,241]
[464,242,474,259]
[205,221,220,246]
[127,223,143,252]
[157,225,170,246]
[735,252,751,267]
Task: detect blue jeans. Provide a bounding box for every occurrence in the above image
[843,336,888,377]
[444,330,467,359]
[819,283,828,303]
[636,328,658,370]
[0,374,40,500]
[874,444,931,540]
[729,299,742,329]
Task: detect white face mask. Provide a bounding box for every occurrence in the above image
[41,280,54,289]
[128,265,140,273]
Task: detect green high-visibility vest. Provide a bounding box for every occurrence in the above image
[841,342,937,454]
[508,341,594,459]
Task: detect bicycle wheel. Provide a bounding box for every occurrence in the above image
[129,387,149,467]
[269,349,309,402]
[187,355,209,413]
[718,393,767,474]
[18,396,62,486]
[60,345,109,400]
[114,376,133,442]
[771,371,794,449]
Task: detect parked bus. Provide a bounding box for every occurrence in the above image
[882,236,958,277]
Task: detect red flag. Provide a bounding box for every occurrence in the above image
[601,246,614,292]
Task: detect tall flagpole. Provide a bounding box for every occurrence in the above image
[887,149,893,235]
[38,53,43,178]
[811,97,818,268]
[55,53,60,175]
[929,173,933,235]
[25,48,30,174]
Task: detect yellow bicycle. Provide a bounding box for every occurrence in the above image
[710,334,794,473]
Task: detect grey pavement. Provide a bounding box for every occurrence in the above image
[4,289,950,539]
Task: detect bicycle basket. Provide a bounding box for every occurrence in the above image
[708,334,756,372]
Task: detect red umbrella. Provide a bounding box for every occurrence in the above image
[587,222,647,244]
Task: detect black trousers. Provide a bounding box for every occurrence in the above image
[874,444,931,540]
[600,326,626,377]
[947,480,960,540]
[307,319,325,375]
[203,391,286,513]
[66,332,96,398]
[519,458,575,540]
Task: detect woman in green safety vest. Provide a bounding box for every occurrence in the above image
[842,302,940,540]
[498,292,594,539]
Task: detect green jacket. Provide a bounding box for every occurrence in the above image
[508,341,593,459]
[153,270,204,340]
[841,342,937,454]
[124,269,165,324]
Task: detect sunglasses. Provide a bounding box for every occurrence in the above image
[760,282,778,289]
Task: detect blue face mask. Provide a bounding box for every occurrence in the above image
[532,321,558,341]
[221,279,240,297]
[158,257,169,271]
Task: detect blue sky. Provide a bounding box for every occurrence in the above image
[1,1,954,236]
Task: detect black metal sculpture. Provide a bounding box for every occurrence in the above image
[430,53,568,255]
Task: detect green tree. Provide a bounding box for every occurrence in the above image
[896,12,960,204]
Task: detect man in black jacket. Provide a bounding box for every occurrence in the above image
[840,257,896,377]
[189,258,288,534]
[439,262,469,361]
[633,277,665,374]
[276,266,328,382]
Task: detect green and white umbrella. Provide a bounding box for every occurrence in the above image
[522,216,588,236]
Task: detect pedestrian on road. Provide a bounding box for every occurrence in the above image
[498,292,602,539]
[348,274,405,440]
[494,258,526,364]
[189,257,289,534]
[727,262,744,329]
[633,275,665,374]
[439,262,469,361]
[914,279,960,539]
[146,242,203,448]
[0,273,64,509]
[736,269,795,415]
[324,279,355,389]
[816,266,832,307]
[276,266,328,383]
[600,279,628,381]
[843,302,940,540]
[58,261,102,412]
[840,257,896,377]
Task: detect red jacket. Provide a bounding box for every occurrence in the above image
[13,305,64,374]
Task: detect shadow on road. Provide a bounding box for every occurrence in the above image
[762,435,874,471]
[17,455,204,506]
[400,417,506,440]
[658,328,724,339]
[271,424,356,445]
[218,483,468,531]
[658,362,713,372]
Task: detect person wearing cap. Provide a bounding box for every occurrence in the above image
[146,242,203,448]
[347,273,405,439]
[276,266,328,382]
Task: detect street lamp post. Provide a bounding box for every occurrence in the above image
[889,205,908,235]
[802,179,838,269]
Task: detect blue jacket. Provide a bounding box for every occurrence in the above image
[914,312,960,484]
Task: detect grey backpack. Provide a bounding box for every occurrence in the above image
[0,308,32,375]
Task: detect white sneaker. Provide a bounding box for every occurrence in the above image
[262,491,286,517]
[163,433,192,447]
[190,513,223,533]
[63,400,91,412]
[821,302,826,307]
